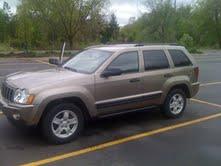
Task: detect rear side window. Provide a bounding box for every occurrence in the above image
[169,50,192,67]
[107,51,139,74]
[143,50,169,70]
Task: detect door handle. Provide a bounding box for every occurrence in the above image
[129,78,140,83]
[164,73,173,78]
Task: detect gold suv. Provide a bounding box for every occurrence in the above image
[0,44,200,144]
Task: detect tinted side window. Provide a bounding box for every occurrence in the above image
[169,50,192,67]
[107,51,139,74]
[143,50,169,70]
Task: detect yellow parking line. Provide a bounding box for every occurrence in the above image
[21,112,221,166]
[190,98,221,109]
[35,60,55,67]
[200,81,221,87]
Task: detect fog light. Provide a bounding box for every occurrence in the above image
[13,114,20,120]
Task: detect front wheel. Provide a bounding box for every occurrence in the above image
[162,89,187,118]
[41,103,84,144]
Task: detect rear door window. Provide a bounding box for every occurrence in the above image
[169,50,192,67]
[143,50,169,70]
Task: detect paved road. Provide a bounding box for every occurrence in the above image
[0,54,221,166]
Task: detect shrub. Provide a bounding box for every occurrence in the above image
[178,34,200,53]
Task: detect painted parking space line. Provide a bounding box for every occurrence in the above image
[190,98,221,109]
[200,81,221,87]
[34,60,56,67]
[0,62,42,66]
[21,111,221,166]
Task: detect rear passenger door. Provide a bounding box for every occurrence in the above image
[141,49,173,105]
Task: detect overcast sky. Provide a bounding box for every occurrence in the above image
[1,0,193,26]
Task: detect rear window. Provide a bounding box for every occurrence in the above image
[169,50,192,67]
[143,50,169,70]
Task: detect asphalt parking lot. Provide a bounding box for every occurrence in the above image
[1,53,221,166]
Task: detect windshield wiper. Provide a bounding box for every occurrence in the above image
[64,66,78,72]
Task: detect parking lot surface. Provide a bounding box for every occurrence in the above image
[1,54,221,166]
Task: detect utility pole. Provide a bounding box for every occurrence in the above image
[60,42,66,64]
[174,0,177,9]
[136,0,138,19]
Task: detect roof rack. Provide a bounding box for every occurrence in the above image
[85,43,180,49]
[85,44,106,49]
[134,44,145,47]
[134,43,179,47]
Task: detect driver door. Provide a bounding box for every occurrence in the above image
[95,51,143,115]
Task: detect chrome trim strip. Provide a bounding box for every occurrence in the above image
[99,105,157,118]
[96,91,162,105]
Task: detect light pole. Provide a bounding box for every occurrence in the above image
[136,0,138,19]
[174,0,177,9]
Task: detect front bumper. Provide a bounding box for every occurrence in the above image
[0,92,36,126]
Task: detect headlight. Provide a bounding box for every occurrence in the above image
[14,89,35,104]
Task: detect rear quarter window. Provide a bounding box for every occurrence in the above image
[168,49,192,67]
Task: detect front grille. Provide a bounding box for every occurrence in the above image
[1,82,15,102]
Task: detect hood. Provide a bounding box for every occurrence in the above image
[6,68,87,90]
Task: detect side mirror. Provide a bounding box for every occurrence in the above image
[101,68,122,78]
[49,58,61,66]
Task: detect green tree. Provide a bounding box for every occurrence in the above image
[109,14,119,40]
[0,9,8,42]
[144,0,176,42]
[120,0,221,49]
[101,13,119,43]
[194,0,221,48]
[16,0,108,49]
[0,2,11,43]
[16,1,43,50]
[42,0,106,48]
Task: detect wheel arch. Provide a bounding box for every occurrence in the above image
[168,84,191,98]
[161,82,191,104]
[38,96,92,126]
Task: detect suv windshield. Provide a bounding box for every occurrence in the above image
[63,49,113,74]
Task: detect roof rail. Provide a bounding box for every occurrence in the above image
[135,43,179,46]
[135,44,145,47]
[85,43,180,49]
[85,44,106,49]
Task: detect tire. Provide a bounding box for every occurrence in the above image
[162,89,187,118]
[41,103,84,144]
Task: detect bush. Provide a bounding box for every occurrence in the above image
[178,34,200,53]
[0,43,15,52]
[9,39,23,48]
[179,34,194,48]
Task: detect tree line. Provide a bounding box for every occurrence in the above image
[0,0,119,50]
[0,0,221,52]
[121,0,221,51]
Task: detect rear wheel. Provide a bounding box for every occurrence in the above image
[41,103,84,144]
[162,89,187,118]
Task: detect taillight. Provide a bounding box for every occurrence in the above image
[194,67,199,82]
